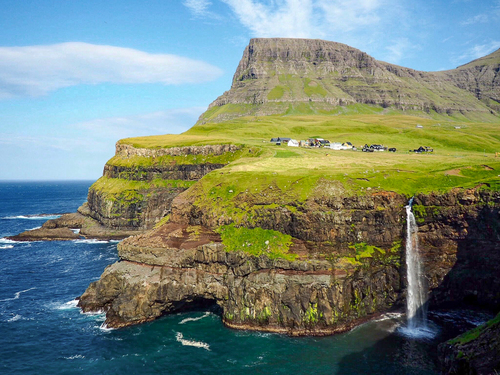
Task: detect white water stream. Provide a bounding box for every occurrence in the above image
[398,199,438,339]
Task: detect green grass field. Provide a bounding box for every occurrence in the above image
[118,112,500,196]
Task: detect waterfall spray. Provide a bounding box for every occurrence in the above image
[405,198,428,330]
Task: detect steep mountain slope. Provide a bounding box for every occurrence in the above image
[200,38,499,123]
[438,48,500,112]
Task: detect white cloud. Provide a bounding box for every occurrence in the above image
[183,0,222,19]
[218,0,387,38]
[0,43,223,99]
[75,107,205,140]
[221,0,314,38]
[461,14,489,26]
[458,40,500,63]
[0,132,95,152]
[184,0,212,15]
[383,38,419,65]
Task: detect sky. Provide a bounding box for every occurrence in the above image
[1,0,499,180]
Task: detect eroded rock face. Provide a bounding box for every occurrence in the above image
[115,143,240,158]
[85,144,241,231]
[78,187,500,336]
[103,163,227,181]
[86,185,185,230]
[438,312,500,375]
[79,227,400,334]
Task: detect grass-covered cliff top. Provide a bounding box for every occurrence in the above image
[116,111,500,196]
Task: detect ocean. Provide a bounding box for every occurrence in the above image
[0,181,489,374]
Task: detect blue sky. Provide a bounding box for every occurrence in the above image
[1,0,499,180]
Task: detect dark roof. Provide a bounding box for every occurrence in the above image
[270,137,291,142]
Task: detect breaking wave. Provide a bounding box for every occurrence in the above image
[176,332,210,351]
[74,239,111,244]
[64,355,85,360]
[0,238,16,244]
[2,214,61,220]
[56,299,79,310]
[179,312,211,324]
[0,287,36,302]
[7,314,22,322]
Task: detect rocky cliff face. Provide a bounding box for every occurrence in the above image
[78,186,500,337]
[201,38,498,123]
[438,312,500,374]
[439,49,500,113]
[79,222,401,334]
[84,143,241,232]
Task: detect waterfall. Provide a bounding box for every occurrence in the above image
[405,199,428,330]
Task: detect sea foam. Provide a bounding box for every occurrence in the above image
[56,299,79,310]
[3,214,61,220]
[0,238,16,244]
[179,312,211,324]
[176,332,210,351]
[0,287,36,302]
[74,239,112,244]
[7,314,22,322]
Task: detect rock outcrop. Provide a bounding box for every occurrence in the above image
[438,312,500,375]
[83,143,242,232]
[10,143,242,240]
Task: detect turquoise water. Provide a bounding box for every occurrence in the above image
[0,181,487,374]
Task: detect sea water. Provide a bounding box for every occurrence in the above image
[0,181,490,375]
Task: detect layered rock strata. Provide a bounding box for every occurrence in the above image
[79,187,500,336]
[85,144,241,231]
[78,223,401,334]
[201,38,498,123]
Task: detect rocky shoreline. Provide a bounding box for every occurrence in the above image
[7,209,144,242]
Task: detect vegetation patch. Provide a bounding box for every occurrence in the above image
[448,311,500,345]
[91,176,196,195]
[304,78,328,97]
[267,85,286,100]
[113,113,499,204]
[217,224,296,260]
[340,242,401,268]
[107,146,258,168]
[274,150,300,158]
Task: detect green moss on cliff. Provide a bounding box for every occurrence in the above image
[340,241,402,269]
[267,85,286,100]
[91,176,195,195]
[448,311,500,345]
[217,224,296,260]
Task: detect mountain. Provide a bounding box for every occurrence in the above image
[200,38,500,123]
[439,47,500,113]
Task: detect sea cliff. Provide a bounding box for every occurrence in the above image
[11,37,500,373]
[78,186,500,336]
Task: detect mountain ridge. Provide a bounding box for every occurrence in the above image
[200,38,500,123]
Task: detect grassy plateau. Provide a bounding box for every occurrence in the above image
[118,110,500,197]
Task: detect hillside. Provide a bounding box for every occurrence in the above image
[438,47,500,113]
[200,38,499,123]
